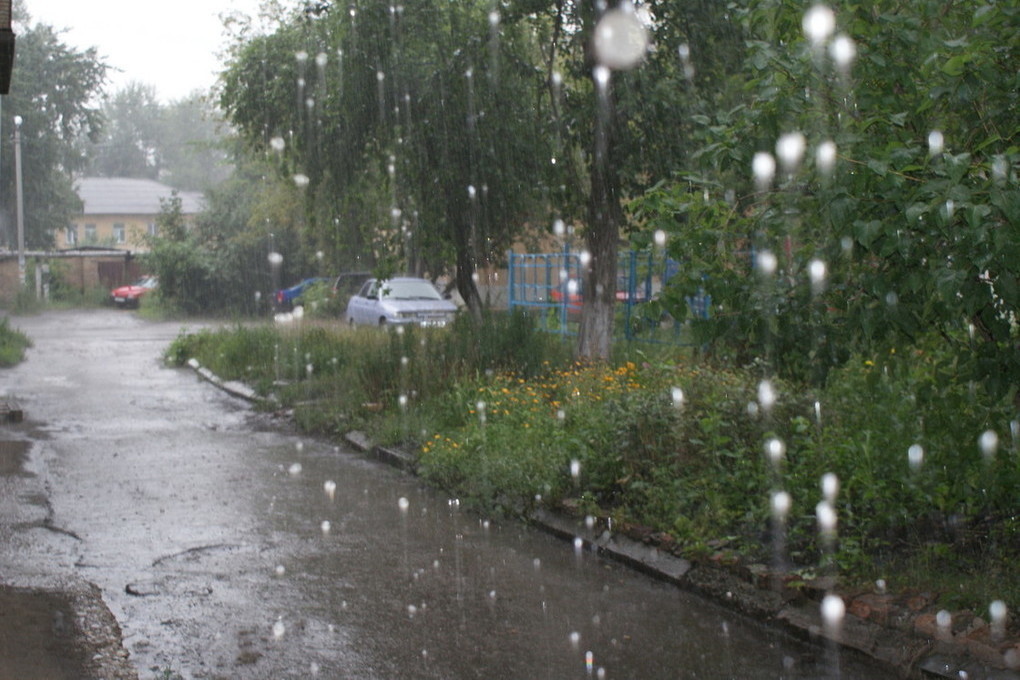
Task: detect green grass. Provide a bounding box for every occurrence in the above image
[0,317,31,366]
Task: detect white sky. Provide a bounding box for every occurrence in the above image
[24,0,273,102]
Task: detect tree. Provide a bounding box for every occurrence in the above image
[87,85,232,191]
[632,0,1020,393]
[0,7,106,248]
[220,0,555,319]
[88,82,163,179]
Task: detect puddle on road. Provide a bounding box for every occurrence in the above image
[0,440,30,475]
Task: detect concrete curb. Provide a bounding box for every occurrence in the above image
[186,358,262,403]
[188,362,1020,680]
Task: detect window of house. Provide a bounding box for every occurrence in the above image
[84,224,97,242]
[113,223,126,244]
[66,225,78,245]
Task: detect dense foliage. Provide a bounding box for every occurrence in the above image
[0,317,31,366]
[632,0,1020,396]
[0,6,106,249]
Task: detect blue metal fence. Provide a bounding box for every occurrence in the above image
[507,247,710,344]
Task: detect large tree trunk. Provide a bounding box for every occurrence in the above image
[453,219,484,322]
[576,50,623,361]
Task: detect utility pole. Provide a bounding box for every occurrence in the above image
[14,113,23,285]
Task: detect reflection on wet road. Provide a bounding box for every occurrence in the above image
[1,310,895,679]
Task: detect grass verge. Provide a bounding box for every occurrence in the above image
[165,311,1019,617]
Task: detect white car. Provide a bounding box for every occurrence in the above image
[345,277,457,327]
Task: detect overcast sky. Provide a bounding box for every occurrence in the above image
[25,0,274,102]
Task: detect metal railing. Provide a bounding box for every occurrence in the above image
[507,247,710,344]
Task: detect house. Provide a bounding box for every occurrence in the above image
[56,177,204,252]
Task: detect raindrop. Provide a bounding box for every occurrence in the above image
[488,9,500,27]
[776,132,807,172]
[269,136,286,153]
[809,259,827,292]
[821,473,839,501]
[816,140,838,174]
[592,65,611,92]
[324,480,337,500]
[398,497,410,512]
[293,174,310,188]
[320,520,331,534]
[288,462,303,476]
[315,52,328,68]
[908,444,924,470]
[756,250,778,277]
[268,252,283,267]
[272,618,286,639]
[802,4,836,46]
[816,500,837,536]
[570,459,582,481]
[765,438,786,466]
[407,604,418,618]
[885,291,899,307]
[992,156,1009,184]
[476,400,487,425]
[829,34,857,69]
[654,229,667,248]
[274,564,286,576]
[573,536,584,553]
[670,386,684,408]
[936,609,952,636]
[875,579,887,594]
[593,3,649,71]
[990,600,1007,635]
[757,380,777,411]
[979,430,999,462]
[771,490,792,519]
[820,594,845,635]
[928,130,945,156]
[814,400,823,425]
[554,219,566,237]
[752,152,776,191]
[568,631,581,650]
[295,51,308,64]
[585,650,595,674]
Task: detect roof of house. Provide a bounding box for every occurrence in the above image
[75,177,205,216]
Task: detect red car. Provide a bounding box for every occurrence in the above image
[110,276,158,308]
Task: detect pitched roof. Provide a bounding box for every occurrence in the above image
[75,177,205,216]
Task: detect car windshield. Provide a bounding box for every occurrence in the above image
[380,280,442,300]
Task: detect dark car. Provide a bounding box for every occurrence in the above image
[274,277,327,311]
[110,276,158,308]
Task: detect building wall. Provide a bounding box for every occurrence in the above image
[56,213,198,252]
[57,213,156,251]
[0,251,138,304]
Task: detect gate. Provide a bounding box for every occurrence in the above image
[507,247,710,344]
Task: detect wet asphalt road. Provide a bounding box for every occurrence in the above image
[0,309,897,679]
